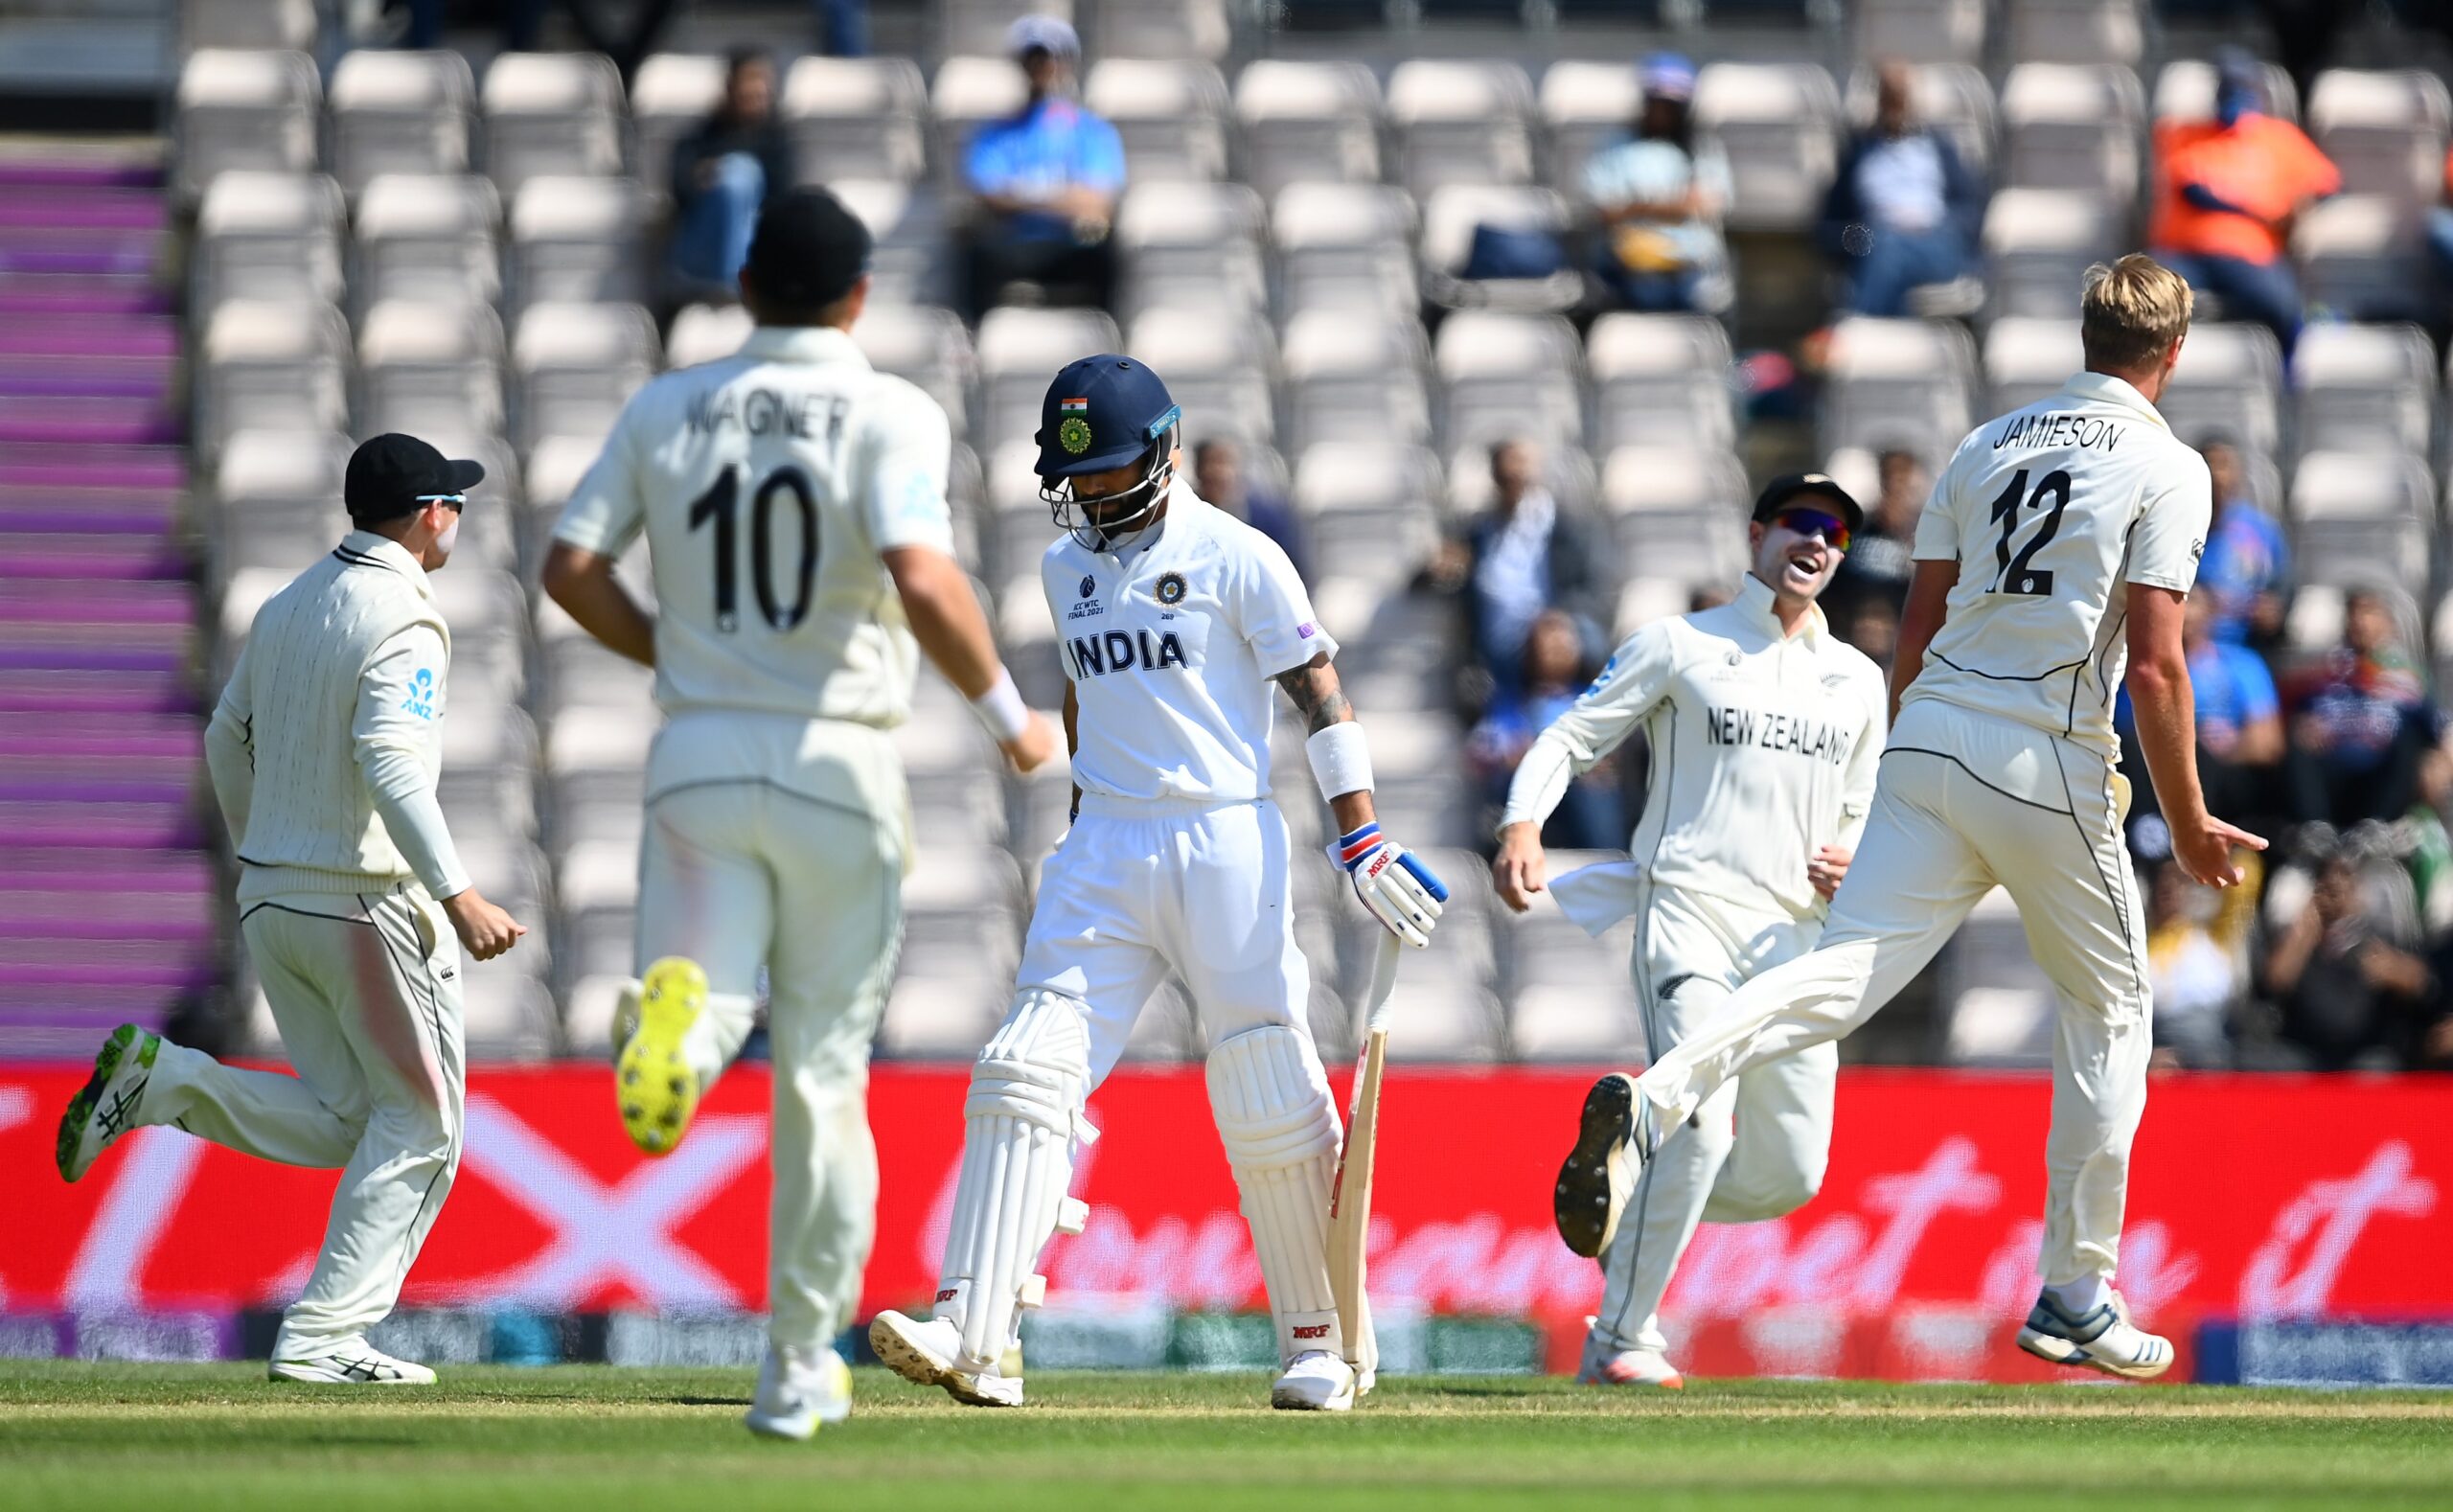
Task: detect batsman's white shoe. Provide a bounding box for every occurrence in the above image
[57,1023,159,1182]
[743,1343,853,1440]
[869,1309,1025,1408]
[268,1340,436,1385]
[1271,1350,1358,1411]
[1554,1073,1648,1259]
[616,957,705,1156]
[2015,1290,2173,1380]
[1574,1327,1685,1389]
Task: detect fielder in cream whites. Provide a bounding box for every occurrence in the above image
[541,188,1056,1440]
[869,355,1447,1414]
[57,432,527,1386]
[1495,472,1887,1389]
[1551,255,2266,1380]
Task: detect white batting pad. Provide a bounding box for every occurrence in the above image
[934,989,1092,1369]
[1207,1024,1343,1362]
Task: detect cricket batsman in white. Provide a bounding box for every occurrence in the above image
[1551,255,2267,1378]
[540,188,1055,1438]
[1494,473,1887,1388]
[868,355,1448,1412]
[57,432,527,1384]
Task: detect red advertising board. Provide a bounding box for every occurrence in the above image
[4,1065,2446,1378]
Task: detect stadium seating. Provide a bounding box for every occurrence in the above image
[174,48,319,201]
[327,49,476,197]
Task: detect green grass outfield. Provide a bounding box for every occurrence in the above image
[3,1362,2449,1512]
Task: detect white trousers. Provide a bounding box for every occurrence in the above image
[1594,884,1835,1355]
[1634,701,2151,1288]
[636,770,905,1355]
[1016,796,1316,1084]
[142,885,464,1359]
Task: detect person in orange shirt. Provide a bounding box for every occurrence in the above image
[2148,50,2338,355]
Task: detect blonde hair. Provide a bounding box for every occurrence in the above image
[2081,254,2192,373]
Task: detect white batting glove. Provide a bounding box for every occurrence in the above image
[1332,823,1448,948]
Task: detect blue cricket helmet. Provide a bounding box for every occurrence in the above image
[1035,355,1181,479]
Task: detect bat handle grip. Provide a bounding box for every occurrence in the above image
[1362,930,1402,1035]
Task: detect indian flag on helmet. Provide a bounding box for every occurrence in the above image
[1058,396,1093,455]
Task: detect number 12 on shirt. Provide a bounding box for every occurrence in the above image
[1985,468,2073,598]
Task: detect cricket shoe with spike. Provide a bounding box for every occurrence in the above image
[868,1309,1025,1407]
[616,957,705,1156]
[2015,1289,2173,1380]
[1270,1350,1358,1411]
[1574,1326,1685,1388]
[268,1340,436,1385]
[57,1023,160,1182]
[1554,1072,1653,1258]
[743,1343,853,1440]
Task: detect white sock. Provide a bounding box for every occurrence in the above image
[2046,1275,2110,1316]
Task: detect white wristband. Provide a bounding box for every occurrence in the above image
[1306,722,1375,801]
[968,669,1032,743]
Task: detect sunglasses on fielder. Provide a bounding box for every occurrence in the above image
[415,493,468,512]
[1771,506,1850,553]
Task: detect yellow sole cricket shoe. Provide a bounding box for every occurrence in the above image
[616,957,706,1156]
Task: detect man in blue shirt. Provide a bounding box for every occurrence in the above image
[1819,61,1985,318]
[962,16,1126,321]
[2118,590,2284,835]
[2193,437,2289,646]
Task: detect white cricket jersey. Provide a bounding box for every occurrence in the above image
[554,325,956,732]
[1045,483,1337,808]
[1502,575,1887,919]
[1909,370,2212,754]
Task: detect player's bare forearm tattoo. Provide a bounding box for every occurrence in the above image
[1274,656,1353,734]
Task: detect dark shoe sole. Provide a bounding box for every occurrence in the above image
[1554,1073,1637,1258]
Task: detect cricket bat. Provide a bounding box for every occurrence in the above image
[1326,931,1403,1392]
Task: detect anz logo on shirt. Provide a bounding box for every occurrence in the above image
[400,667,439,721]
[1067,629,1192,679]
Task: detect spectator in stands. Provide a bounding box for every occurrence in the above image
[2194,436,2290,648]
[1818,61,1985,319]
[959,17,1125,323]
[2264,850,2430,1069]
[2284,587,2433,829]
[666,49,796,306]
[2119,592,2287,836]
[1581,53,1734,315]
[2144,859,2251,1068]
[2148,49,2339,356]
[1825,447,1924,623]
[1419,440,1612,703]
[1466,609,1624,853]
[1193,439,1304,578]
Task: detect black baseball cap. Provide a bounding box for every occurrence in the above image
[742,187,873,309]
[1752,471,1864,535]
[344,433,485,522]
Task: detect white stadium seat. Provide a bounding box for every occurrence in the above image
[505,175,648,311]
[2158,322,2284,461]
[2293,323,2435,459]
[1279,311,1432,456]
[2153,57,2298,126]
[512,302,657,453]
[1816,317,1978,462]
[352,173,503,315]
[357,298,507,440]
[1600,445,1751,589]
[1586,312,1737,454]
[2308,69,2452,210]
[972,307,1122,455]
[1234,60,1380,198]
[1843,62,1996,173]
[1387,60,1536,196]
[1853,0,1986,65]
[1418,184,1580,315]
[783,57,929,185]
[175,48,319,201]
[665,302,754,368]
[1434,310,1583,453]
[1693,62,1842,234]
[1539,60,1638,196]
[2292,195,2430,324]
[1125,308,1273,447]
[198,299,351,459]
[481,52,626,196]
[194,170,343,310]
[1982,189,2115,320]
[1084,58,1229,183]
[1092,0,1230,62]
[1981,316,2083,416]
[2000,62,2144,204]
[329,49,477,197]
[1115,180,1265,322]
[1272,182,1417,322]
[2003,0,2144,68]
